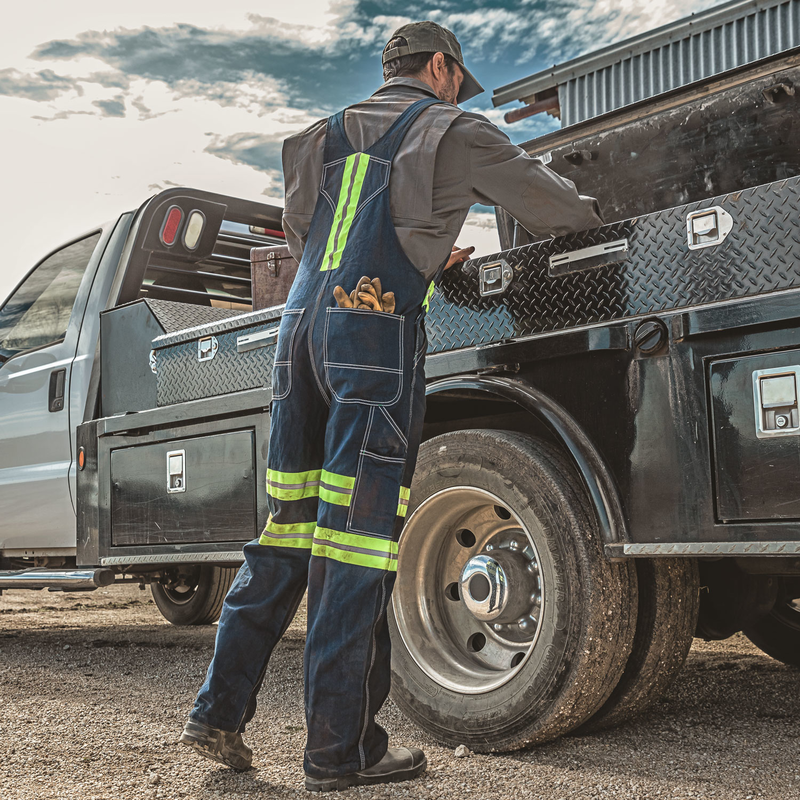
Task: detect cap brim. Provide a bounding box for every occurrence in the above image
[457,65,484,104]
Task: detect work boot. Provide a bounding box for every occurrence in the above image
[305,747,427,792]
[179,718,253,771]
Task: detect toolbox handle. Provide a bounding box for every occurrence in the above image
[237,327,279,353]
[548,238,629,276]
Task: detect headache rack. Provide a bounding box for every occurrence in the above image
[116,188,285,311]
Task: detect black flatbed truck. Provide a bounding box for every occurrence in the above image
[2,46,799,751]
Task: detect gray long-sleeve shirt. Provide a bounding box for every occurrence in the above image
[282,77,603,282]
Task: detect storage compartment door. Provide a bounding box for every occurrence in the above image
[110,430,256,546]
[711,349,800,522]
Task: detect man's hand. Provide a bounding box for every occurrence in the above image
[445,244,475,270]
[334,277,396,313]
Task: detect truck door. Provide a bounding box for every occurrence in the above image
[0,232,102,551]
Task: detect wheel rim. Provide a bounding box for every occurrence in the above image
[159,569,200,606]
[393,486,545,694]
[774,596,800,631]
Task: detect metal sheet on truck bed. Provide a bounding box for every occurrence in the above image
[153,307,282,406]
[427,176,800,354]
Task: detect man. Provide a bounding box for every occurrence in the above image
[180,21,602,793]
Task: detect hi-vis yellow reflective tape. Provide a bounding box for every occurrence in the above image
[422,280,436,312]
[397,485,411,517]
[259,517,315,549]
[320,153,370,271]
[312,527,398,571]
[266,468,322,501]
[319,469,355,507]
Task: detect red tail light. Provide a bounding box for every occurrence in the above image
[160,206,183,246]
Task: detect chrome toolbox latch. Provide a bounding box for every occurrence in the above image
[753,366,800,438]
[166,449,186,493]
[479,259,513,297]
[198,335,218,362]
[686,206,733,250]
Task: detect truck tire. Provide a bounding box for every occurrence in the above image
[151,565,237,626]
[389,430,637,751]
[579,557,700,732]
[743,579,800,667]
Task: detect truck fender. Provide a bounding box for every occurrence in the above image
[425,374,628,546]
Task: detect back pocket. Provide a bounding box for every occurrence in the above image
[271,308,304,401]
[324,308,404,405]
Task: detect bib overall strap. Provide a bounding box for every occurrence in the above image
[323,96,444,163]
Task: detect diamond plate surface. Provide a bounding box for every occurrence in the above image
[155,321,278,406]
[154,307,283,348]
[144,299,238,334]
[426,177,800,353]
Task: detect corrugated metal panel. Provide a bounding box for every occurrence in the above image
[561,0,800,124]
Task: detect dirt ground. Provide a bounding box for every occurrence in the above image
[0,584,798,800]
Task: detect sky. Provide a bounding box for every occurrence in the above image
[0,0,722,303]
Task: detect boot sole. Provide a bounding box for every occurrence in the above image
[179,733,252,771]
[305,755,427,792]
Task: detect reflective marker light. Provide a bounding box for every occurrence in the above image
[160,205,183,246]
[183,210,205,250]
[78,447,85,471]
[249,224,286,238]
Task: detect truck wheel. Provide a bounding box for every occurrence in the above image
[579,558,699,732]
[389,430,637,751]
[743,579,800,667]
[151,565,237,626]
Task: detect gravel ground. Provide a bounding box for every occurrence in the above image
[1,584,798,800]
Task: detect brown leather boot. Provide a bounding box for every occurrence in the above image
[305,747,427,792]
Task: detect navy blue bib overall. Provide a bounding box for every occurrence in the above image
[191,97,446,779]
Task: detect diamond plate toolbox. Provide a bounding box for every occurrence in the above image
[426,177,800,354]
[153,307,283,406]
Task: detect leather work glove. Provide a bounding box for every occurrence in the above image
[333,276,396,313]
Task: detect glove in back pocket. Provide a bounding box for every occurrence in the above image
[324,307,404,405]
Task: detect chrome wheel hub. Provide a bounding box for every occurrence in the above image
[393,486,546,694]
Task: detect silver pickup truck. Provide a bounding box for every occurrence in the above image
[0,189,284,623]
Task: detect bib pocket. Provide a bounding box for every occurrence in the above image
[324,307,404,406]
[271,308,304,401]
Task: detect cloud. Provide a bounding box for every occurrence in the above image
[93,95,126,117]
[204,131,285,185]
[0,67,80,101]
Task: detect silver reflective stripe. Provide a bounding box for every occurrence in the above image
[267,479,322,490]
[312,537,399,561]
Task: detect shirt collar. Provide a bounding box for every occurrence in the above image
[371,77,440,99]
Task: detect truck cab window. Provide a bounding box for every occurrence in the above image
[0,232,101,360]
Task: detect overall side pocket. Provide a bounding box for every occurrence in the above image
[324,307,404,406]
[271,308,304,401]
[348,406,408,539]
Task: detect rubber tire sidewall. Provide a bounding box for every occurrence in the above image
[151,565,237,626]
[389,430,637,752]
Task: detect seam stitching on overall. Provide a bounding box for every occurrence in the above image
[346,406,374,534]
[358,571,388,770]
[320,156,350,213]
[325,363,402,373]
[358,451,405,464]
[271,309,304,401]
[325,312,405,406]
[350,158,391,223]
[380,406,408,448]
[309,282,332,407]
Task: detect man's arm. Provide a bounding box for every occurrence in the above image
[468,119,603,237]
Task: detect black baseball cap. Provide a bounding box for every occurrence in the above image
[382,21,484,104]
